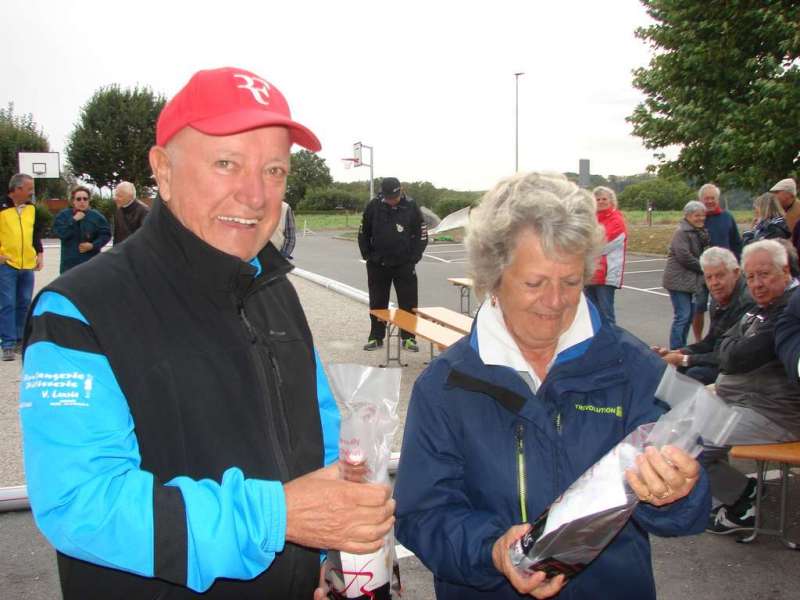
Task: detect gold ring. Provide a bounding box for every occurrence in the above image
[657,490,671,500]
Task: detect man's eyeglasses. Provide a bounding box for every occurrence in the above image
[73,196,90,201]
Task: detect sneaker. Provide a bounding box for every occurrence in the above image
[403,338,419,352]
[1,348,14,362]
[363,339,384,351]
[706,503,755,535]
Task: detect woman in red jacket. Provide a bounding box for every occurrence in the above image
[585,186,627,324]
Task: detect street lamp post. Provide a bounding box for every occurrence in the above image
[514,72,524,172]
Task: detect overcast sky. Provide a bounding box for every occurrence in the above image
[5,0,668,191]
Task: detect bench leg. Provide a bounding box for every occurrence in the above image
[778,463,799,550]
[738,460,766,544]
[459,286,471,315]
[379,323,407,368]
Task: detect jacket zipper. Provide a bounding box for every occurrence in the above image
[18,209,24,268]
[237,300,290,479]
[515,422,527,523]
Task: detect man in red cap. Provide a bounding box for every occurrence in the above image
[19,67,393,599]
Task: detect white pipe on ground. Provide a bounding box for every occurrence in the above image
[0,485,29,512]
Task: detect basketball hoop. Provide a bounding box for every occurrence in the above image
[341,158,361,170]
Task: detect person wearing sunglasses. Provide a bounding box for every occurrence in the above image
[52,186,111,273]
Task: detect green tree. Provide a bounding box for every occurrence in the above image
[617,177,694,211]
[285,150,333,209]
[0,103,70,199]
[629,0,800,190]
[297,186,363,211]
[66,85,165,195]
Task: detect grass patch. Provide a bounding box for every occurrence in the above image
[299,210,750,256]
[296,213,359,231]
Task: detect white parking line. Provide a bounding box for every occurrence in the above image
[425,249,469,255]
[424,254,452,263]
[624,269,664,275]
[622,285,669,297]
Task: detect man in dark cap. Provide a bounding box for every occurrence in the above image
[358,176,428,351]
[20,67,394,599]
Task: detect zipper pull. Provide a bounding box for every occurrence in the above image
[268,351,283,387]
[515,422,527,523]
[554,411,562,434]
[238,303,257,343]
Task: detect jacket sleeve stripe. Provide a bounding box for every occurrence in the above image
[315,348,341,466]
[26,312,101,355]
[153,484,188,585]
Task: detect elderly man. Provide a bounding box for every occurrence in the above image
[691,183,742,342]
[52,185,112,273]
[771,177,799,232]
[0,173,44,361]
[705,240,800,535]
[20,67,393,599]
[654,247,753,384]
[112,180,150,243]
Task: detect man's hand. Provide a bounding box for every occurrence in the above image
[0,254,8,265]
[73,211,86,222]
[650,345,669,357]
[491,524,566,598]
[284,463,394,554]
[78,242,94,253]
[662,351,685,366]
[35,253,44,271]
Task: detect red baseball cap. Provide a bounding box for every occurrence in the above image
[156,67,321,151]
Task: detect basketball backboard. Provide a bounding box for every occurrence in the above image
[18,152,60,179]
[353,142,363,166]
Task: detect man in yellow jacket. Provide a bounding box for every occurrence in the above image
[0,173,44,361]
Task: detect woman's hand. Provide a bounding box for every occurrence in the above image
[491,524,566,599]
[625,445,701,507]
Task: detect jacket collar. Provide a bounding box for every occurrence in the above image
[446,319,628,410]
[141,197,293,300]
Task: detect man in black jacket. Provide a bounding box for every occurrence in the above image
[358,177,428,351]
[704,240,800,535]
[112,181,150,244]
[20,66,393,599]
[653,247,754,384]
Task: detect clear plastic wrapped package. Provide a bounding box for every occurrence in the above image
[324,364,402,600]
[510,366,740,578]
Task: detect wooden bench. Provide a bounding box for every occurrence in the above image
[415,306,474,335]
[369,308,464,367]
[730,442,800,549]
[447,277,474,314]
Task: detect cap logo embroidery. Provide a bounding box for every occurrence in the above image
[233,73,271,106]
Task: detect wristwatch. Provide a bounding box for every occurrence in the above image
[682,354,690,368]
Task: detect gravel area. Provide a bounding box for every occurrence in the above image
[0,246,424,487]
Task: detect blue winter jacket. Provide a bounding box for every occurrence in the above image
[394,317,710,600]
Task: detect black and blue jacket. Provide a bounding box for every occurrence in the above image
[394,307,710,600]
[20,199,339,598]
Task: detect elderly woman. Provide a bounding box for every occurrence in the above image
[662,201,709,350]
[585,186,627,324]
[395,173,709,600]
[742,192,790,246]
[51,186,112,273]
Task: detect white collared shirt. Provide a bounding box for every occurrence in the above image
[475,293,595,392]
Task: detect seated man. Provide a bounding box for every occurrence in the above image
[653,247,754,384]
[705,240,800,534]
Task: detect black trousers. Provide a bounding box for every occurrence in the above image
[366,261,418,341]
